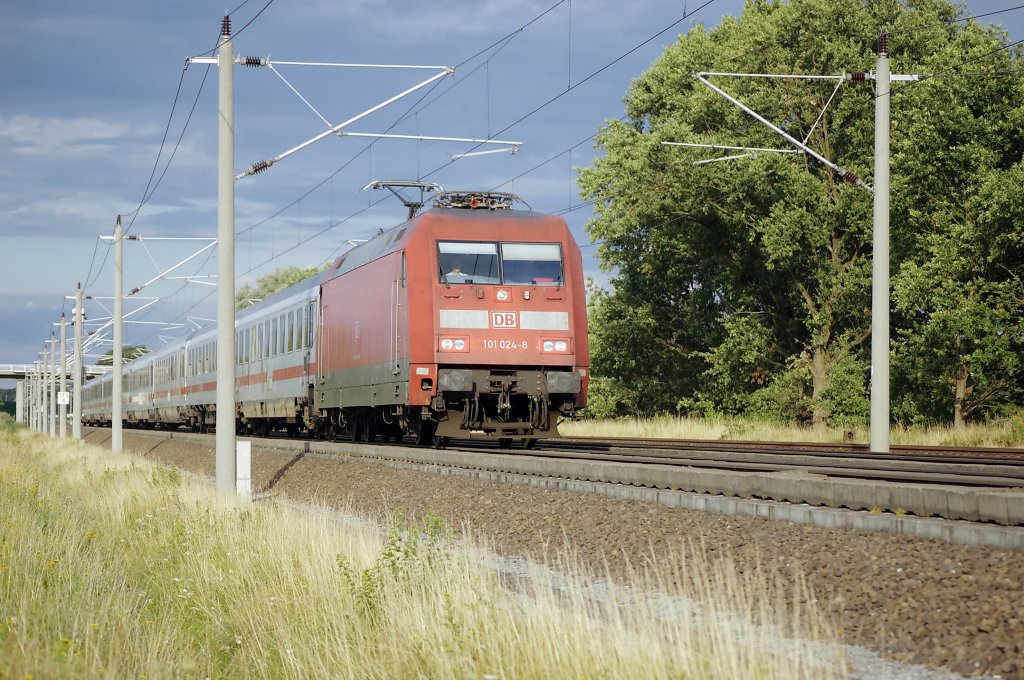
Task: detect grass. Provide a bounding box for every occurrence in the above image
[0,428,848,679]
[560,413,1024,448]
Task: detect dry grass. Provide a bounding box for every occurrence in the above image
[560,413,1024,448]
[0,428,848,679]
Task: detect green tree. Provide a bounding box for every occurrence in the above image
[892,168,1024,426]
[578,0,1023,426]
[235,264,329,310]
[885,17,1024,426]
[97,345,149,366]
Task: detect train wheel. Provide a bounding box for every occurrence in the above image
[498,438,513,449]
[521,438,537,450]
[433,435,450,449]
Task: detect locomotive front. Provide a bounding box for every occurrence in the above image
[410,192,589,446]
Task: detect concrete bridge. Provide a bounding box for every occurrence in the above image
[3,364,110,426]
[0,363,111,380]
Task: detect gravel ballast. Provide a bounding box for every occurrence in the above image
[87,430,1024,678]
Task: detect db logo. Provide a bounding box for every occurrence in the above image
[491,311,518,328]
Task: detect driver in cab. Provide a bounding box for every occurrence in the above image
[445,262,470,283]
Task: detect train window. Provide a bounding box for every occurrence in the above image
[297,307,305,350]
[501,243,564,286]
[306,301,316,348]
[287,311,295,352]
[437,242,500,284]
[278,314,285,354]
[264,323,271,359]
[272,318,278,356]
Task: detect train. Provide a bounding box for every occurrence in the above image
[82,190,589,447]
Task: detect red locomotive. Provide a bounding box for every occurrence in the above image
[82,189,589,447]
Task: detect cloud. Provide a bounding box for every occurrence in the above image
[0,114,156,156]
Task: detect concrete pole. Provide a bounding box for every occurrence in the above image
[15,380,24,423]
[31,364,37,431]
[73,283,83,440]
[35,361,42,432]
[215,15,237,493]
[40,357,46,433]
[113,216,123,453]
[49,335,57,437]
[59,314,67,438]
[869,33,891,453]
[27,370,33,430]
[40,352,46,433]
[39,359,46,432]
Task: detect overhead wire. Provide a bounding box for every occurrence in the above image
[73,0,277,346]
[81,65,194,291]
[418,0,723,181]
[190,0,276,58]
[109,0,542,346]
[234,0,721,260]
[89,0,734,349]
[822,34,1024,151]
[232,0,560,241]
[889,4,1024,35]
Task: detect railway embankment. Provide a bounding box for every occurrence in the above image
[85,427,1024,678]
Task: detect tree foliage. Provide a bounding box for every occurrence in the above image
[235,264,329,310]
[579,0,1024,426]
[97,346,149,366]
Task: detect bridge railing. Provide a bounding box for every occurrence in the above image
[0,364,112,379]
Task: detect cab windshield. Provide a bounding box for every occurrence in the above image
[438,241,564,286]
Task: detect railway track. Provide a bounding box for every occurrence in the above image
[83,426,1024,530]
[467,441,1024,488]
[543,435,1024,462]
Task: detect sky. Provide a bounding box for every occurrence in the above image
[1,0,1022,387]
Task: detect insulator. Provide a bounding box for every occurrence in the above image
[221,15,231,37]
[252,160,270,175]
[850,72,867,83]
[879,32,888,55]
[129,287,141,296]
[243,56,262,67]
[842,170,859,185]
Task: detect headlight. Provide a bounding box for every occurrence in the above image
[541,338,571,354]
[438,336,469,352]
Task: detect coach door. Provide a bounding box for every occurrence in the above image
[391,252,407,377]
[305,299,316,384]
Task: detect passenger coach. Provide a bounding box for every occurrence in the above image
[82,190,589,448]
